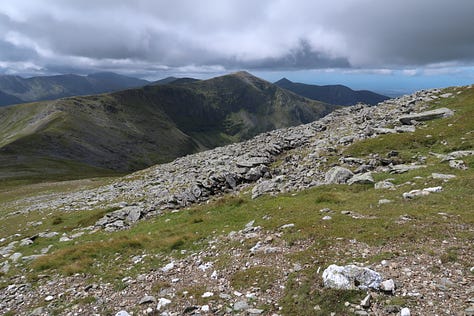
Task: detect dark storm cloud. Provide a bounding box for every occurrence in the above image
[0,0,473,76]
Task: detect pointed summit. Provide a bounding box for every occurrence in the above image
[275,77,293,85]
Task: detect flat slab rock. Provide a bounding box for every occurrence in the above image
[399,107,454,124]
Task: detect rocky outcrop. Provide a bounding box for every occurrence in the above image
[2,87,458,231]
[399,107,454,124]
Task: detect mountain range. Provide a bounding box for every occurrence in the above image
[0,72,149,106]
[274,78,389,105]
[0,71,335,182]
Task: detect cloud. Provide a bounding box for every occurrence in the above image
[0,0,473,77]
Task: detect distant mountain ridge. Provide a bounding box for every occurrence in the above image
[274,78,389,105]
[0,72,149,106]
[0,71,337,182]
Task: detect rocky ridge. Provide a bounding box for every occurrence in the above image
[1,85,473,315]
[3,87,466,230]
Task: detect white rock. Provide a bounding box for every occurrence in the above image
[157,297,171,310]
[325,166,354,184]
[374,181,394,190]
[423,186,443,193]
[161,261,174,272]
[431,173,456,180]
[202,292,213,298]
[322,215,332,221]
[322,264,382,290]
[201,305,210,312]
[280,223,295,229]
[45,295,54,302]
[360,294,371,308]
[400,307,411,316]
[380,279,395,293]
[115,311,131,316]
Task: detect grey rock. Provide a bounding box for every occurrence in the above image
[445,150,474,160]
[324,167,354,184]
[378,199,392,205]
[9,252,22,263]
[233,300,249,311]
[400,307,411,316]
[22,254,43,261]
[395,125,416,133]
[139,295,156,304]
[449,159,468,170]
[354,311,369,316]
[390,164,425,174]
[0,261,10,273]
[251,180,277,199]
[380,279,395,293]
[399,107,454,124]
[360,293,371,308]
[372,127,396,134]
[247,308,264,314]
[38,232,59,238]
[465,306,474,316]
[322,264,382,290]
[384,305,400,313]
[375,180,394,190]
[19,238,34,246]
[431,173,456,180]
[125,206,142,223]
[29,307,46,316]
[347,172,374,185]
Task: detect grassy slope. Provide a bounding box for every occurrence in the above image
[0,72,333,184]
[0,86,472,314]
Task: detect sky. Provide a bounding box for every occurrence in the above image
[1,0,474,95]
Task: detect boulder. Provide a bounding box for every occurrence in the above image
[251,180,277,199]
[322,264,382,290]
[449,160,467,170]
[399,107,454,124]
[380,279,396,293]
[374,181,394,190]
[347,172,374,185]
[325,167,354,184]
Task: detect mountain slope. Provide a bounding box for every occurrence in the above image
[0,72,149,106]
[0,71,336,181]
[1,85,472,316]
[0,90,22,107]
[275,77,389,105]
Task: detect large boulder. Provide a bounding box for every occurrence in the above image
[322,264,383,290]
[399,107,453,124]
[325,167,354,184]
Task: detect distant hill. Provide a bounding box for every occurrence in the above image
[274,78,389,105]
[152,77,200,85]
[0,71,337,181]
[0,90,23,106]
[0,72,149,106]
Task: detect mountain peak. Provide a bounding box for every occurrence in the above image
[275,77,293,85]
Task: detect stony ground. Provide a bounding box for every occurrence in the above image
[1,86,473,315]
